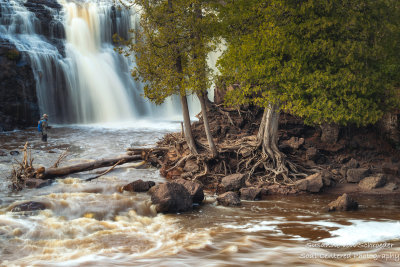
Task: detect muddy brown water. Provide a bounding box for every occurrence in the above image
[0,124,400,266]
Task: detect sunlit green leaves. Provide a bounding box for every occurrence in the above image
[218,0,400,126]
[118,0,217,104]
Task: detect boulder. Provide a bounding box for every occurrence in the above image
[383,183,398,191]
[346,168,370,183]
[321,170,334,187]
[358,175,386,190]
[148,183,192,213]
[239,187,262,200]
[283,137,305,150]
[345,158,360,169]
[183,160,199,173]
[123,179,155,192]
[328,193,358,212]
[11,201,46,212]
[174,179,204,204]
[220,173,245,192]
[263,184,298,195]
[217,192,241,207]
[382,162,399,176]
[295,173,323,193]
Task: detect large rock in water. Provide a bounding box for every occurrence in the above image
[123,179,155,192]
[295,173,324,193]
[220,173,245,192]
[148,183,192,213]
[328,194,358,212]
[217,192,241,207]
[11,201,46,212]
[0,39,39,131]
[174,179,204,204]
[346,168,370,183]
[239,187,262,200]
[358,175,386,190]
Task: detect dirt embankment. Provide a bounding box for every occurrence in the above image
[134,104,400,198]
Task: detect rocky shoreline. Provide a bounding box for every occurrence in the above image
[121,105,400,212]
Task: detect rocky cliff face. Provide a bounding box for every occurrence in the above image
[0,0,65,130]
[0,39,39,131]
[23,0,65,55]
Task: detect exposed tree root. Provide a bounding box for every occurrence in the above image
[152,126,312,190]
[10,142,34,191]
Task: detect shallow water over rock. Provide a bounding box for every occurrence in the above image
[1,125,400,266]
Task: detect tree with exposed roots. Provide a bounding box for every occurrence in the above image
[117,0,218,157]
[217,0,400,184]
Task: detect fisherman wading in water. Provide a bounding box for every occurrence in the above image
[38,114,50,142]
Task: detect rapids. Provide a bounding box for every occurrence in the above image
[1,126,400,266]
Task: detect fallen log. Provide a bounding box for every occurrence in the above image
[38,155,142,179]
[126,147,169,156]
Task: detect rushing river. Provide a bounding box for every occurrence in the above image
[0,125,399,266]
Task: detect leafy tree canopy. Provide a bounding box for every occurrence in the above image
[118,0,217,104]
[218,0,400,126]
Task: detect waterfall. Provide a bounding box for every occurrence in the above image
[62,1,139,123]
[0,0,201,124]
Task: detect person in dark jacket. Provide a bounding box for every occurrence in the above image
[39,114,49,142]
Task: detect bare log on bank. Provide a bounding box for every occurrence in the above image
[38,155,142,179]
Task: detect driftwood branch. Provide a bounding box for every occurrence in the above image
[39,155,142,179]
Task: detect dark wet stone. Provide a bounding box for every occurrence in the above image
[358,175,386,190]
[328,193,358,212]
[11,201,46,212]
[217,192,241,207]
[346,168,370,183]
[148,182,192,213]
[295,173,323,193]
[174,179,204,204]
[123,179,155,192]
[220,173,245,192]
[239,187,262,201]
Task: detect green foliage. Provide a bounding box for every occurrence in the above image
[218,0,400,126]
[118,0,217,104]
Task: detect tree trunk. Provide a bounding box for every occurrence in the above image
[197,92,218,157]
[257,109,268,146]
[180,94,198,155]
[257,104,285,168]
[39,155,142,179]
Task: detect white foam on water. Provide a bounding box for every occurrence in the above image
[320,220,400,246]
[222,221,278,233]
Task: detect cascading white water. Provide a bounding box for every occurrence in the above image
[0,0,202,124]
[62,1,139,123]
